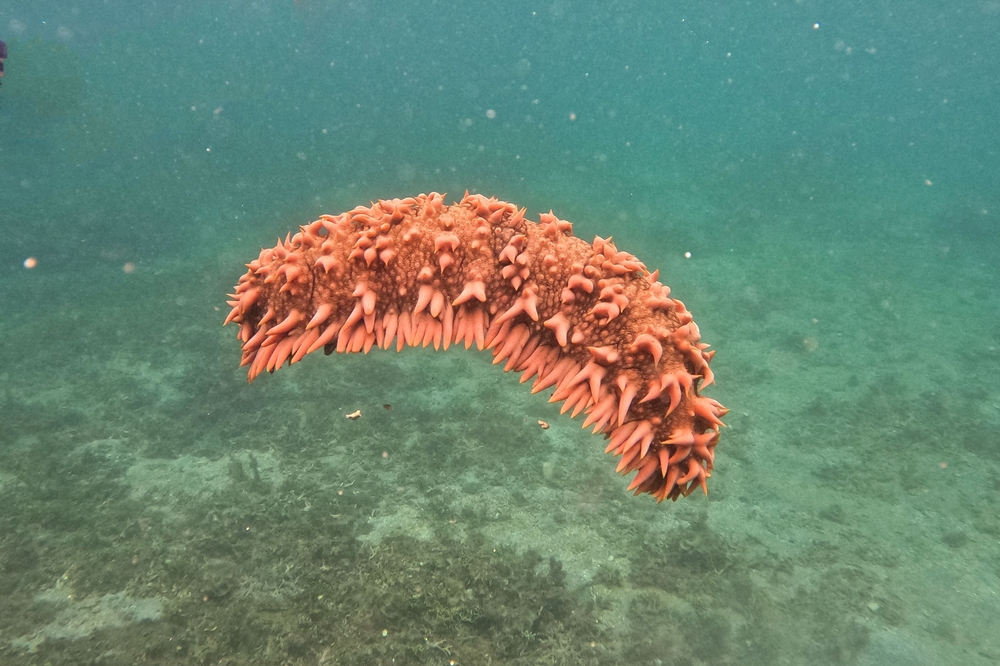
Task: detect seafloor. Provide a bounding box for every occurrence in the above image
[1,173,999,665]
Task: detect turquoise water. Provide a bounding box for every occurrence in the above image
[1,1,998,664]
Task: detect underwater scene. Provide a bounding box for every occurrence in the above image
[1,1,998,664]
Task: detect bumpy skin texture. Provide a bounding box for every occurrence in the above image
[225,192,727,501]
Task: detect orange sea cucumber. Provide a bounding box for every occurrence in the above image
[224,192,727,501]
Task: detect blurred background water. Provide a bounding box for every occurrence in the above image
[1,1,998,664]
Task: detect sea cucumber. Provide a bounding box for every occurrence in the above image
[224,192,727,501]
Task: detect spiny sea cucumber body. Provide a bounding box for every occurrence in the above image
[225,192,726,501]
